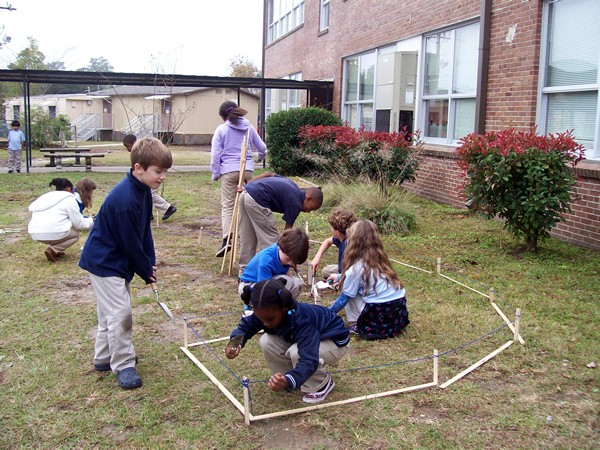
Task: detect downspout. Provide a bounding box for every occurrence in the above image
[261,0,267,141]
[475,0,492,134]
[23,77,31,173]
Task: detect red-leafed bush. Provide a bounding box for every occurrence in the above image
[457,129,585,252]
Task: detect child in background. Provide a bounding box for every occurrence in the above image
[329,220,410,340]
[237,173,323,275]
[73,177,97,215]
[225,278,350,404]
[211,100,267,257]
[7,120,25,173]
[122,134,177,221]
[79,137,173,390]
[238,228,309,299]
[310,209,357,284]
[28,177,94,262]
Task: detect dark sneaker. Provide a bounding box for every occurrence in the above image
[162,205,177,221]
[303,375,335,404]
[215,240,232,257]
[117,367,142,389]
[16,169,20,173]
[7,170,13,174]
[348,324,359,335]
[94,362,111,372]
[44,247,58,262]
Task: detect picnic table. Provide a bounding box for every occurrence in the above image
[40,147,91,166]
[40,147,106,172]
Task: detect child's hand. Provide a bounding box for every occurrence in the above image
[224,346,240,359]
[309,259,319,273]
[268,372,289,392]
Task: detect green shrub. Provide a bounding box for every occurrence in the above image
[299,125,422,195]
[457,129,585,252]
[264,107,341,175]
[28,110,71,148]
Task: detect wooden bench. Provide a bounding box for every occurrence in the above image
[43,153,107,171]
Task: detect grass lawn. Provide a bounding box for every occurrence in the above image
[0,157,598,448]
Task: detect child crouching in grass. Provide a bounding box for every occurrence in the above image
[225,278,350,404]
[329,219,410,340]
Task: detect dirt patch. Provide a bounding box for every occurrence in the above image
[259,416,344,449]
[409,404,449,424]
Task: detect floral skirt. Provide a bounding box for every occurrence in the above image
[356,297,409,341]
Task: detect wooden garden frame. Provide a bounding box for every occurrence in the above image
[182,255,524,424]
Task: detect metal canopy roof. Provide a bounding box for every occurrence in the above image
[0,69,333,90]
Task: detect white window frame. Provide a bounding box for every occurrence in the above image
[536,0,600,160]
[268,0,305,44]
[419,22,479,145]
[342,51,377,131]
[320,0,330,32]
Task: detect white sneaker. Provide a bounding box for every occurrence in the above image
[302,375,335,404]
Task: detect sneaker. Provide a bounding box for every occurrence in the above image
[44,247,58,262]
[16,169,20,173]
[303,375,335,404]
[162,205,177,221]
[215,237,232,257]
[7,170,13,174]
[348,324,359,335]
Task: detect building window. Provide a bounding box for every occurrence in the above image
[265,73,303,120]
[421,22,479,143]
[538,0,599,160]
[286,72,303,109]
[48,106,56,118]
[342,51,376,130]
[268,0,304,44]
[320,0,330,32]
[12,105,19,120]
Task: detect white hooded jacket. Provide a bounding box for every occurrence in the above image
[28,191,94,241]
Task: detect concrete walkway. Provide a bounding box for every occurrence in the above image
[14,164,211,174]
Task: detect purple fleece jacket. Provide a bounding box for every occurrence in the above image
[210,117,266,180]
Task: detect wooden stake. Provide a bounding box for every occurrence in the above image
[439,340,513,389]
[490,301,525,345]
[436,257,442,274]
[489,288,496,302]
[243,377,251,425]
[186,335,230,348]
[438,273,490,298]
[183,320,188,348]
[513,308,521,344]
[433,349,439,385]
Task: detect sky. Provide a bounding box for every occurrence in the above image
[0,0,264,76]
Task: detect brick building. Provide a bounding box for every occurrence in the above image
[262,0,600,250]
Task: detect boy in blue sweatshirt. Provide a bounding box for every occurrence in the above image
[79,137,172,390]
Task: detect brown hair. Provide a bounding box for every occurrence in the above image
[218,100,247,124]
[278,228,309,266]
[122,134,136,151]
[328,209,358,235]
[75,177,97,208]
[340,220,402,293]
[130,137,172,170]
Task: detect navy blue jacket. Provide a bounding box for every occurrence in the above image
[244,175,305,226]
[79,170,155,283]
[230,302,350,391]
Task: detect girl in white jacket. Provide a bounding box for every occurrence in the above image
[28,178,94,262]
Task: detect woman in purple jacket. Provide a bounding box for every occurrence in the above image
[211,101,267,257]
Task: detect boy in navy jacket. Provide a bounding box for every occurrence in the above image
[79,137,172,389]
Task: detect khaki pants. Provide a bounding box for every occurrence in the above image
[259,333,347,393]
[238,274,305,299]
[37,228,80,253]
[8,149,22,171]
[151,189,170,214]
[322,264,338,280]
[89,274,137,373]
[237,191,280,273]
[344,295,367,323]
[220,170,253,239]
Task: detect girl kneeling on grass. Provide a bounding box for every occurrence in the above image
[329,219,410,340]
[224,278,350,404]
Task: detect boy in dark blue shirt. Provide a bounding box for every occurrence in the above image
[79,137,172,390]
[237,174,322,275]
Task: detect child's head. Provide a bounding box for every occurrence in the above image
[11,120,20,128]
[240,279,297,328]
[130,137,172,170]
[122,134,137,152]
[75,177,97,208]
[302,187,323,213]
[218,100,247,124]
[49,177,73,192]
[328,209,358,237]
[278,228,309,267]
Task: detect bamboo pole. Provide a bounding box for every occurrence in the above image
[439,340,513,389]
[436,257,442,274]
[390,258,433,274]
[183,320,188,348]
[186,335,230,348]
[250,381,438,422]
[489,300,526,345]
[438,273,490,298]
[180,346,246,414]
